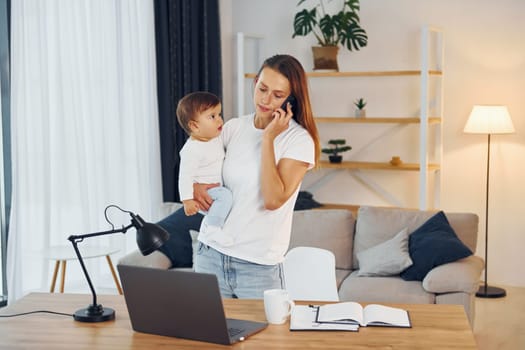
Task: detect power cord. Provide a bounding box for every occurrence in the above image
[1,205,132,320]
[0,310,73,318]
[1,206,132,320]
[104,204,133,231]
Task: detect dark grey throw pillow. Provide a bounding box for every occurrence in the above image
[400,211,472,281]
[294,191,322,211]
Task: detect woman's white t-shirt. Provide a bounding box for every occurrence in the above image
[198,114,315,265]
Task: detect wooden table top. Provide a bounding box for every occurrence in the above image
[0,293,477,349]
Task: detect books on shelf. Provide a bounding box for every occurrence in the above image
[290,302,411,331]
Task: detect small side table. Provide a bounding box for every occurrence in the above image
[44,245,123,295]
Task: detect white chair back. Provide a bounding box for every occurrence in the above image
[283,246,340,302]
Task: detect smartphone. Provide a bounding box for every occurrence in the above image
[280,94,297,112]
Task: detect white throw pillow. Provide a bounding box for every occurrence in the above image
[356,227,413,276]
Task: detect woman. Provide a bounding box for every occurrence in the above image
[192,54,320,298]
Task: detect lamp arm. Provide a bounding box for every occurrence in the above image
[68,223,134,242]
[69,239,100,307]
[67,223,134,309]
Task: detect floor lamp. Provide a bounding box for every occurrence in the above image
[463,105,514,298]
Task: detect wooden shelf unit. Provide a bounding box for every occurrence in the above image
[319,160,440,171]
[235,27,444,210]
[244,70,443,79]
[315,203,360,217]
[314,117,441,124]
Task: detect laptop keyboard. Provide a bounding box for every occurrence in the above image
[228,327,244,337]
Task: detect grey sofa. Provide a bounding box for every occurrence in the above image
[119,204,483,327]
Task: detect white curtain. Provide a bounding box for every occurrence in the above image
[8,0,164,302]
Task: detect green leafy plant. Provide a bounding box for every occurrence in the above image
[321,139,352,156]
[292,0,368,51]
[354,98,366,110]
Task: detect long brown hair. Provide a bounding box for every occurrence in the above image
[257,54,320,166]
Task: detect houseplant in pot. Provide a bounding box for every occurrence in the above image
[322,139,352,163]
[292,0,368,71]
[354,97,366,118]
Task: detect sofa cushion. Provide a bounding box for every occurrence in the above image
[354,207,433,269]
[118,250,172,270]
[335,269,352,289]
[422,255,484,294]
[353,206,478,269]
[356,227,413,276]
[400,211,473,281]
[338,271,435,304]
[289,209,355,270]
[440,212,479,252]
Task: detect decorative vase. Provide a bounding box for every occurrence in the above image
[390,156,402,166]
[312,46,339,71]
[355,109,366,118]
[328,155,343,163]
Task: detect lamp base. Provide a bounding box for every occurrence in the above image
[476,285,507,298]
[73,304,115,322]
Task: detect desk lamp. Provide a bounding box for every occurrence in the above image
[68,205,169,322]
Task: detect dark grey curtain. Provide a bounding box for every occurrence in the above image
[0,0,10,306]
[154,0,222,202]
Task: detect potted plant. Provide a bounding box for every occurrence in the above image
[322,139,352,163]
[292,0,368,71]
[354,97,366,118]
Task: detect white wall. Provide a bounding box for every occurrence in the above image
[221,0,525,287]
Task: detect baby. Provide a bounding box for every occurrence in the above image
[176,91,232,234]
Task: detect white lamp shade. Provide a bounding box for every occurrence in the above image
[464,105,515,134]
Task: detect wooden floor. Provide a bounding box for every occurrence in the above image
[474,285,525,350]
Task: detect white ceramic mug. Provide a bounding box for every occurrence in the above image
[263,289,295,325]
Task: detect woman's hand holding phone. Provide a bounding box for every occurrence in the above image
[280,95,296,112]
[265,98,294,140]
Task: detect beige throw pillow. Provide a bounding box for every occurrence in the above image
[356,228,413,277]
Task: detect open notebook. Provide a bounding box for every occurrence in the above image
[291,302,411,331]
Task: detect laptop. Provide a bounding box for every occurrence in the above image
[117,264,268,345]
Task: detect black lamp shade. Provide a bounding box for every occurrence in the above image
[134,219,170,256]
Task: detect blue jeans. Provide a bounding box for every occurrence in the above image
[194,242,285,299]
[157,207,203,268]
